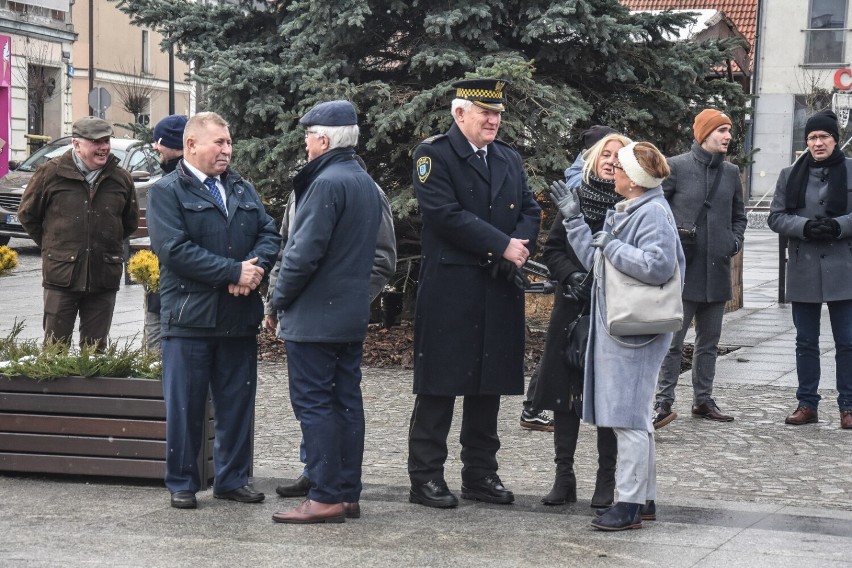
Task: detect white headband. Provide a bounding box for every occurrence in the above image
[617,143,664,189]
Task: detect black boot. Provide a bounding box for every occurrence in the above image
[541,410,578,505]
[590,502,642,531]
[590,426,617,509]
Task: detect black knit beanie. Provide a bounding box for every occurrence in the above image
[805,110,840,141]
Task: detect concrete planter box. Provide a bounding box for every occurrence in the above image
[0,375,214,484]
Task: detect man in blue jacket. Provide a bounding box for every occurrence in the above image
[147,112,281,509]
[271,100,382,524]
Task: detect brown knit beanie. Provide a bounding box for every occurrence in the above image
[693,109,732,144]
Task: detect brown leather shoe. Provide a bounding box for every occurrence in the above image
[271,499,345,524]
[343,502,361,519]
[691,399,734,422]
[840,410,852,430]
[785,406,818,425]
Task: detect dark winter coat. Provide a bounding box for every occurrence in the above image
[19,150,138,292]
[768,158,852,303]
[272,148,382,343]
[411,123,541,396]
[147,161,281,338]
[663,142,747,303]
[530,212,602,413]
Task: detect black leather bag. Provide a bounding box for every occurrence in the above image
[563,313,591,372]
[677,226,697,262]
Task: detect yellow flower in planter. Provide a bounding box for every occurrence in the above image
[127,249,160,292]
[0,245,18,276]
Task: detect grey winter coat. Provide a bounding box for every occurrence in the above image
[565,187,686,431]
[664,142,746,303]
[768,158,852,303]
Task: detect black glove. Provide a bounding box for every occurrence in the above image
[804,220,833,241]
[824,218,842,237]
[562,271,591,302]
[490,259,527,290]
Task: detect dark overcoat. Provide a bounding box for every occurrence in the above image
[663,142,747,303]
[530,212,602,413]
[412,123,541,396]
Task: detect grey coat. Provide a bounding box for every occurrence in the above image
[664,142,747,303]
[768,158,852,303]
[565,187,686,431]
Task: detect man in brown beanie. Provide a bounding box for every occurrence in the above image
[652,108,747,428]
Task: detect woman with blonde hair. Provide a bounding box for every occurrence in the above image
[531,132,631,509]
[550,141,684,531]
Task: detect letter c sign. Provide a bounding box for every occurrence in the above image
[834,68,852,90]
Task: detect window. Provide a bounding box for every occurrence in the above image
[141,30,150,74]
[805,0,848,65]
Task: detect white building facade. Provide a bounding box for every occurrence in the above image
[751,0,852,203]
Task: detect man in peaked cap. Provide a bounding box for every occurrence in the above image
[270,99,383,523]
[652,108,747,428]
[19,116,138,350]
[407,79,541,508]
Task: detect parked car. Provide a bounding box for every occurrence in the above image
[0,137,162,246]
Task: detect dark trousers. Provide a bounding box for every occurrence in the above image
[286,340,365,504]
[408,394,501,485]
[792,300,852,411]
[43,288,117,349]
[161,336,257,494]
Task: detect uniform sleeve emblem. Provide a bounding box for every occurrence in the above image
[417,156,432,183]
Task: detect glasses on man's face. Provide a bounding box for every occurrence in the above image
[304,130,321,139]
[807,134,833,143]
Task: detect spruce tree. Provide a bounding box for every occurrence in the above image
[112,0,746,235]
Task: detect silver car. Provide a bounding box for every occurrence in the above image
[0,137,162,246]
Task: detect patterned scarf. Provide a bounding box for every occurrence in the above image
[578,174,622,222]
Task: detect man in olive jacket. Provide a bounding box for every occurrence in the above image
[653,109,747,427]
[19,116,138,349]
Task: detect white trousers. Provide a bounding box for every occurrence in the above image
[613,427,656,504]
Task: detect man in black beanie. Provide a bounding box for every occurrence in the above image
[152,114,188,173]
[768,109,852,430]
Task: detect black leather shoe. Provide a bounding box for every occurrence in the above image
[409,479,458,508]
[170,491,197,509]
[461,474,514,504]
[214,485,265,503]
[276,475,311,498]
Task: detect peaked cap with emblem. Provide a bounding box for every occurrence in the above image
[452,78,510,112]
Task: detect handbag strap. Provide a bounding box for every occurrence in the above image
[686,167,724,231]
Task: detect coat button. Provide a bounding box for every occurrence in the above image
[510,203,515,209]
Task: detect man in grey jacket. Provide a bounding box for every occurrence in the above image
[653,109,747,427]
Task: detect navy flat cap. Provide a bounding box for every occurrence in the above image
[299,100,358,127]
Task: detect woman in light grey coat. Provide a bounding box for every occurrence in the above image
[551,142,685,531]
[767,110,852,430]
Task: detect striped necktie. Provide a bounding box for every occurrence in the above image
[203,177,226,212]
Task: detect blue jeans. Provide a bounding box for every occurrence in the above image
[286,340,365,504]
[792,300,852,411]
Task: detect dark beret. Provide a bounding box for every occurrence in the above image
[582,125,618,150]
[299,100,358,127]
